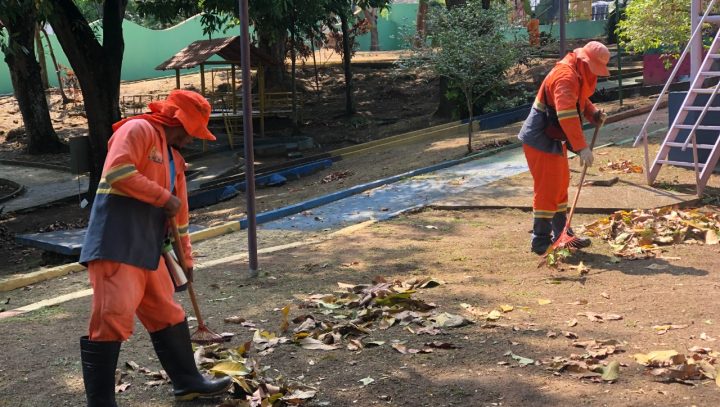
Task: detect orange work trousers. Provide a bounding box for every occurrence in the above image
[523,144,569,219]
[87,257,186,341]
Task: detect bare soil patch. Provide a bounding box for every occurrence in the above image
[1,207,720,406]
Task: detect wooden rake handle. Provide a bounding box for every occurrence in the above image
[169,218,207,328]
[566,119,604,228]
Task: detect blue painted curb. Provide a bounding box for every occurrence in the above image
[188,158,334,209]
[461,104,531,129]
[232,158,333,192]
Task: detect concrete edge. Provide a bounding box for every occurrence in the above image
[0,218,382,320]
[0,221,242,293]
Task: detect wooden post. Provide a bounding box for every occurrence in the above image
[175,69,180,89]
[200,64,206,96]
[231,64,237,114]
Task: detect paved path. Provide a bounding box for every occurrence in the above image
[1,164,88,213]
[262,148,529,231]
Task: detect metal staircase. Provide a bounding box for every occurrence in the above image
[634,0,720,196]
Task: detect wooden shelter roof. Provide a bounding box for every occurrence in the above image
[155,36,275,70]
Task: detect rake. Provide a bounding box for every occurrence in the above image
[545,119,605,254]
[170,218,228,345]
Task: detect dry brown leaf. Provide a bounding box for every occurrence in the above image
[577,311,623,322]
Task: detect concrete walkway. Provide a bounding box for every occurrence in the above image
[0,164,88,213]
[262,148,529,231]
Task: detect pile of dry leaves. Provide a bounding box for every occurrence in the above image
[633,348,720,386]
[598,159,643,174]
[147,276,464,406]
[582,206,720,258]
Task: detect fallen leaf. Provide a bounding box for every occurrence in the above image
[279,305,290,334]
[600,292,609,299]
[633,350,684,367]
[538,299,552,305]
[359,377,374,386]
[602,361,620,382]
[282,389,317,402]
[571,261,590,275]
[505,351,535,367]
[365,341,385,348]
[209,361,251,377]
[567,319,578,327]
[500,304,514,313]
[299,337,341,351]
[563,331,578,339]
[577,311,623,322]
[430,312,472,328]
[700,332,716,342]
[652,324,688,335]
[706,229,719,245]
[391,343,409,354]
[115,382,131,393]
[486,310,503,321]
[224,315,246,324]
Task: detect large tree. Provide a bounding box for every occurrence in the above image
[46,0,128,199]
[0,1,67,154]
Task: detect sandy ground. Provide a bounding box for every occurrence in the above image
[4,45,720,406]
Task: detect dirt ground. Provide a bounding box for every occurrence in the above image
[2,113,720,406]
[0,54,658,277]
[2,200,720,406]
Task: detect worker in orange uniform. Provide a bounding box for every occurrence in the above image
[517,41,610,254]
[78,90,231,406]
[527,13,540,47]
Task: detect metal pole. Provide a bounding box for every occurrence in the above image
[691,0,701,78]
[559,0,566,57]
[615,0,623,106]
[239,0,259,277]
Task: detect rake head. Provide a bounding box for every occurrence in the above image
[537,229,584,268]
[549,230,587,251]
[190,323,231,345]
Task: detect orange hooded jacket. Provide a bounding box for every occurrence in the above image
[518,52,599,154]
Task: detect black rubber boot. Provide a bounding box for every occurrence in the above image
[531,218,553,255]
[552,212,591,248]
[150,320,232,401]
[80,336,121,407]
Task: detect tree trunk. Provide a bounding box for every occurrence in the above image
[465,91,474,153]
[363,9,380,51]
[41,28,72,105]
[35,27,49,90]
[1,5,66,155]
[414,0,429,48]
[48,0,127,200]
[290,22,298,131]
[340,12,355,116]
[257,28,288,90]
[434,0,467,119]
[311,35,320,96]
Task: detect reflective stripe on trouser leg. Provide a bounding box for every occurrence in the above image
[523,144,569,218]
[88,259,186,341]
